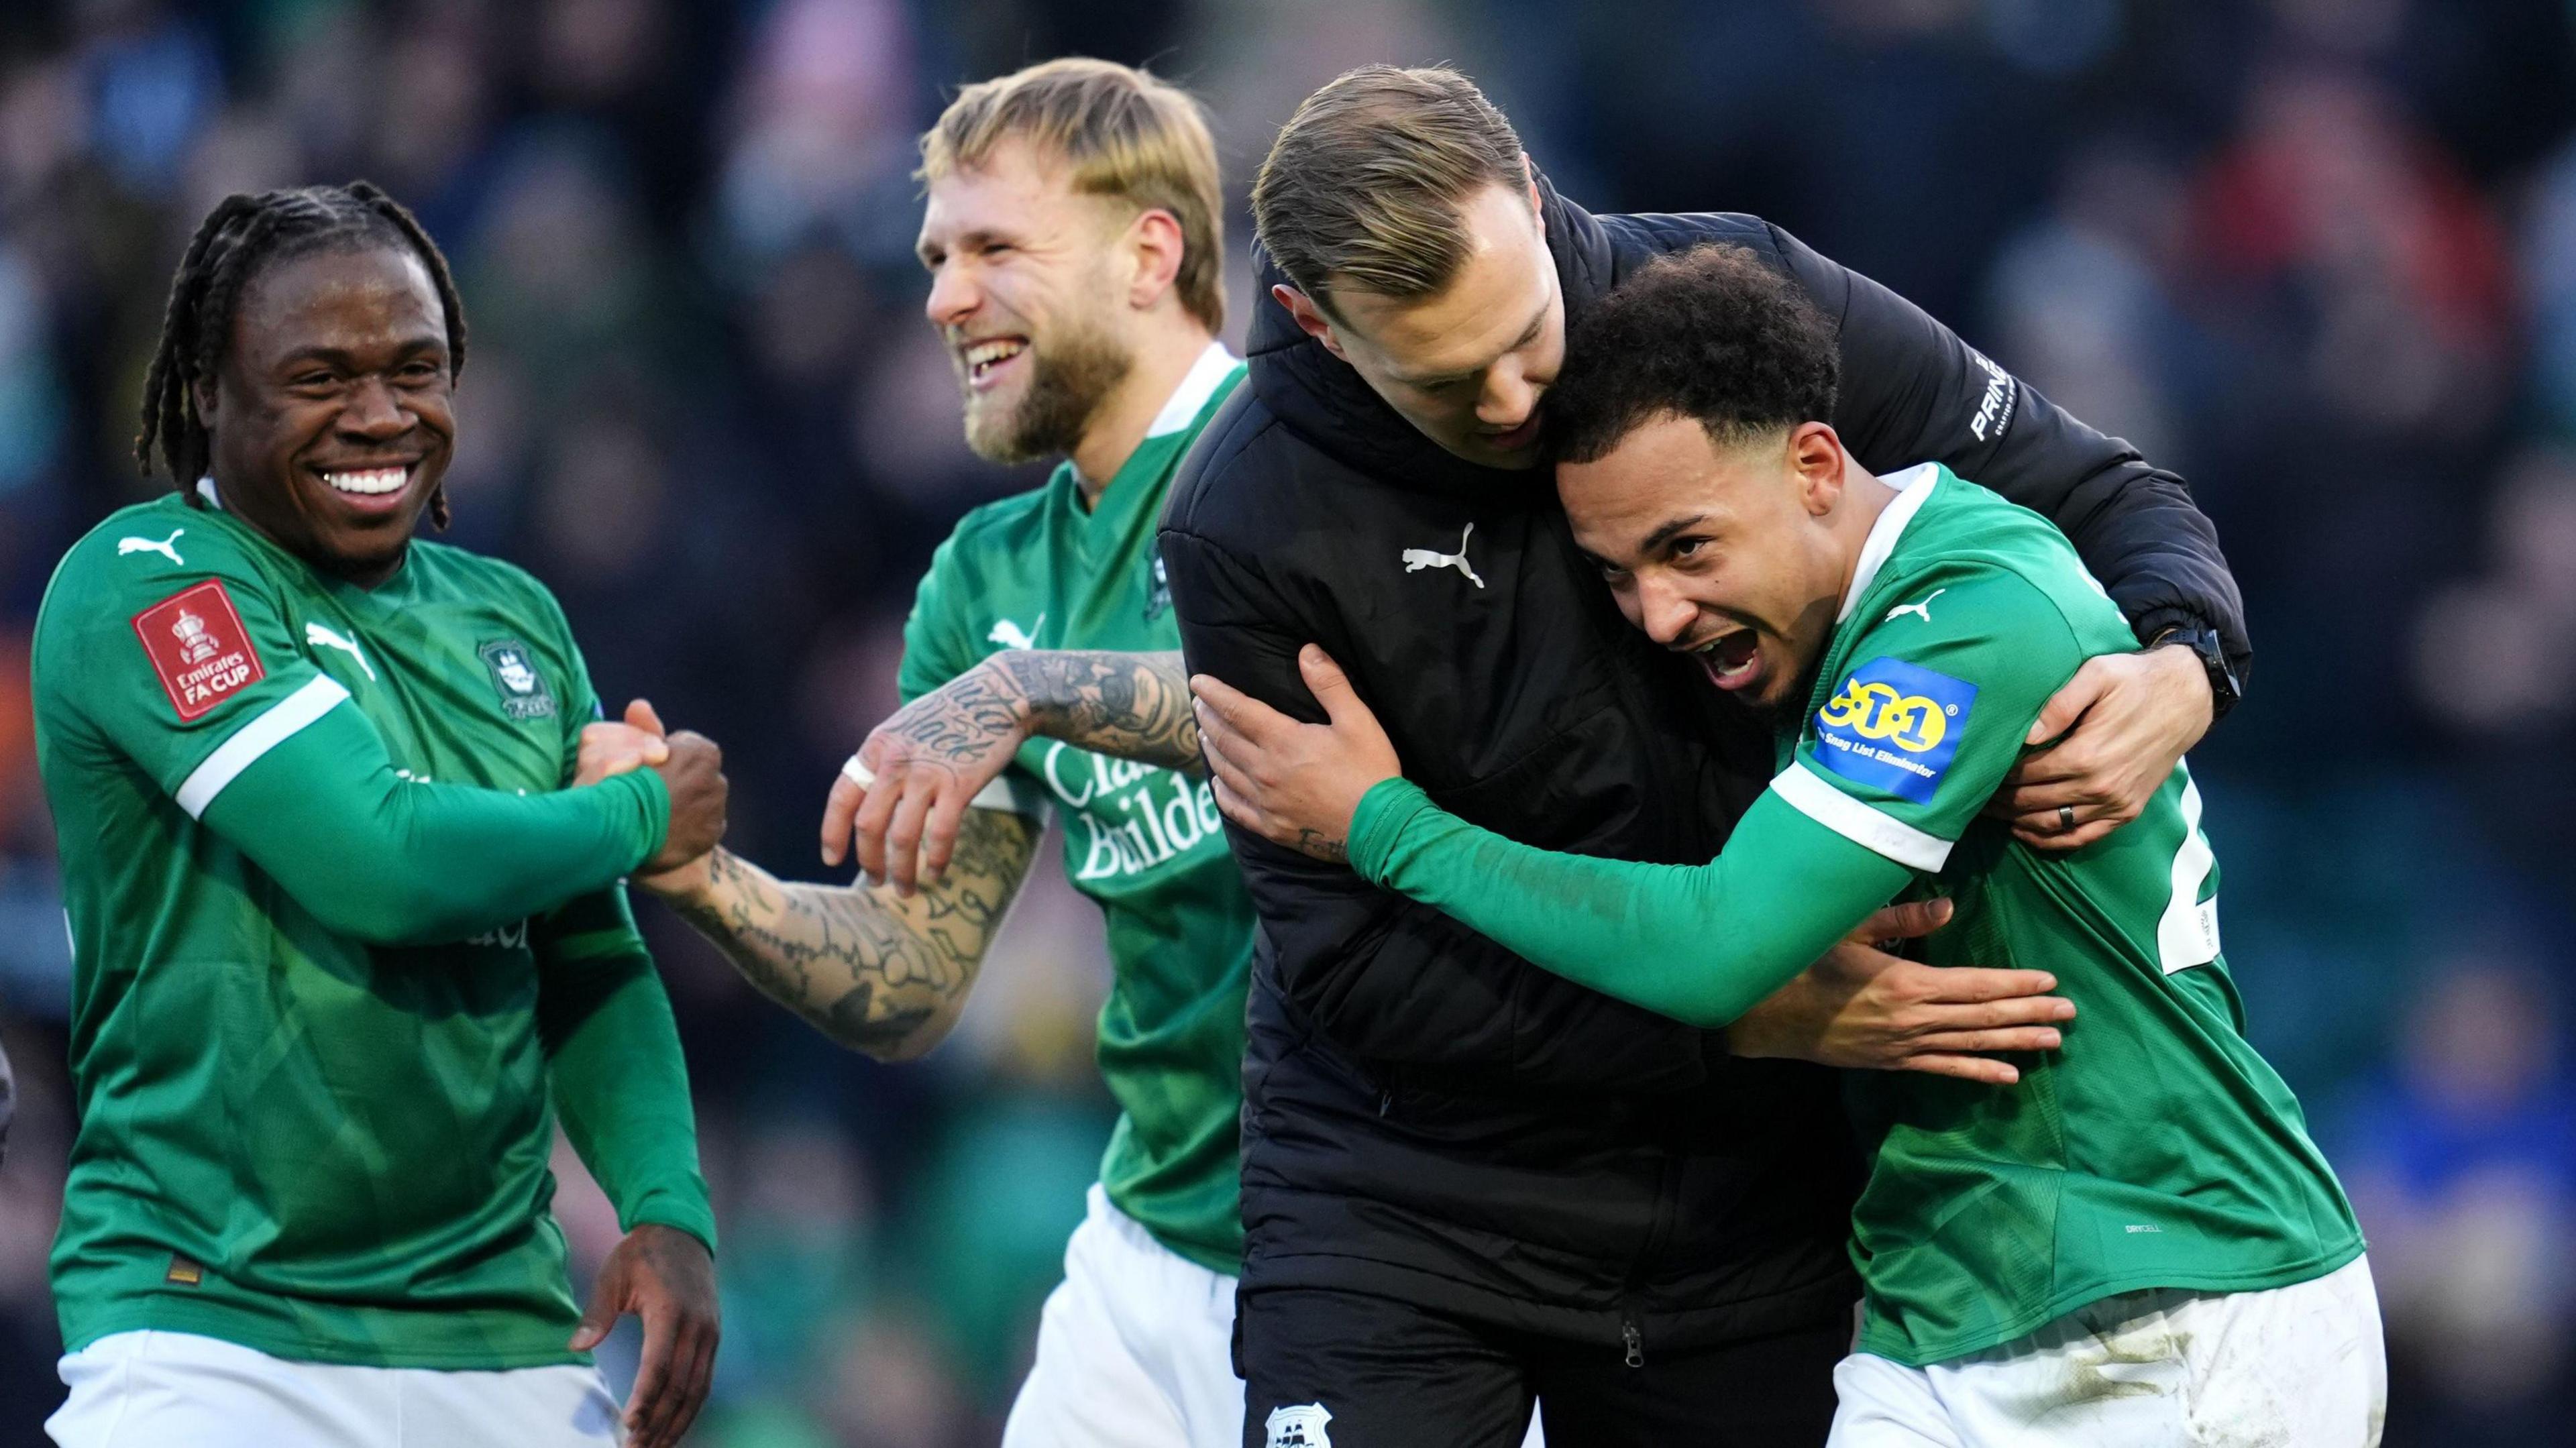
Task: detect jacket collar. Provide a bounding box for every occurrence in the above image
[1245,172,1611,502]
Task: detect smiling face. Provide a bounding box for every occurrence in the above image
[196,243,455,586]
[1560,414,1865,713]
[1285,182,1564,471]
[918,137,1137,464]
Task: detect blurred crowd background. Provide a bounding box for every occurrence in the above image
[0,0,2571,1443]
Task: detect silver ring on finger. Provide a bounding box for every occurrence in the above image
[2056,804,2077,833]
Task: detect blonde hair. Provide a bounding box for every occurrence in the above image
[1252,65,1525,315]
[920,58,1226,332]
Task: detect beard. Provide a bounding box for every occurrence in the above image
[961,315,1134,466]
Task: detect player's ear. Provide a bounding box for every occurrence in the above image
[1273,284,1348,361]
[1126,207,1186,311]
[1790,421,1845,517]
[191,375,219,431]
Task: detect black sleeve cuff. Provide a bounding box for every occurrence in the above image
[2134,608,2248,720]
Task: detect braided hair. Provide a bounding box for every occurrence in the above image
[136,182,468,528]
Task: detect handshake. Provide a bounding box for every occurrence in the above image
[576,700,729,878]
[575,659,1037,898]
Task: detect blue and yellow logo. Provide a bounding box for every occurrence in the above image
[1813,655,1977,803]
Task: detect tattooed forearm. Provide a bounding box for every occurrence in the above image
[875,666,1032,769]
[996,650,1202,773]
[870,650,1201,779]
[660,809,1042,1060]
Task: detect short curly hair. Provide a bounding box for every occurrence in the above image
[1548,243,1838,464]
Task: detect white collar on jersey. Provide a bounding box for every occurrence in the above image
[195,476,223,510]
[1835,461,1941,624]
[1143,341,1241,439]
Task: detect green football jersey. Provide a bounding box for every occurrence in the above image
[1346,462,2363,1368]
[1780,464,2363,1363]
[34,490,714,1369]
[898,345,1254,1274]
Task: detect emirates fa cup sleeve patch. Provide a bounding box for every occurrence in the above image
[1814,655,1977,805]
[132,580,266,721]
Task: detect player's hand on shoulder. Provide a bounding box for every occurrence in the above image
[1988,646,2212,850]
[1724,900,2076,1085]
[820,655,1032,895]
[569,1222,718,1448]
[1190,645,1401,863]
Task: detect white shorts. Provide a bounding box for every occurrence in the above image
[1828,1254,2386,1447]
[1002,1183,1244,1448]
[47,1329,624,1448]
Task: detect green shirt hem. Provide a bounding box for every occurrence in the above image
[1856,1235,2367,1367]
[1100,1178,1242,1276]
[1137,1221,1242,1277]
[62,1298,594,1372]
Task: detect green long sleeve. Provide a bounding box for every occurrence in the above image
[1346,777,1915,1028]
[203,700,669,947]
[537,887,716,1254]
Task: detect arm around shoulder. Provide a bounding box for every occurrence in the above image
[1159,516,1719,1088]
[1770,221,2251,690]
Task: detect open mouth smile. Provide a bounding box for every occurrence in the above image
[962,337,1028,389]
[319,465,410,496]
[307,461,421,516]
[1691,627,1763,691]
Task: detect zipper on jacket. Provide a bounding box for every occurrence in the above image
[1611,1149,1680,1372]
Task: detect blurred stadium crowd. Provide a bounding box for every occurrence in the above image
[0,0,2572,1443]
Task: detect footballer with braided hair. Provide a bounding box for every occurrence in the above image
[33,183,728,1448]
[136,182,468,549]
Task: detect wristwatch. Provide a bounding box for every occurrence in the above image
[2154,624,2241,721]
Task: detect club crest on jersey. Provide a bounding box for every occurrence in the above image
[1813,655,1976,804]
[477,639,557,720]
[133,580,265,721]
[1264,1404,1332,1448]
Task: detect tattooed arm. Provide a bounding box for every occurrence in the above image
[645,807,1043,1060]
[824,649,1200,893]
[880,649,1200,774]
[1004,649,1202,771]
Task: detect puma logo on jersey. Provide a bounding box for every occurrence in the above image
[987,614,1044,650]
[1401,523,1485,589]
[304,622,377,681]
[117,529,185,566]
[1884,588,1947,625]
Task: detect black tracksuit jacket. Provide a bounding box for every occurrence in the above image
[1158,178,2250,1355]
